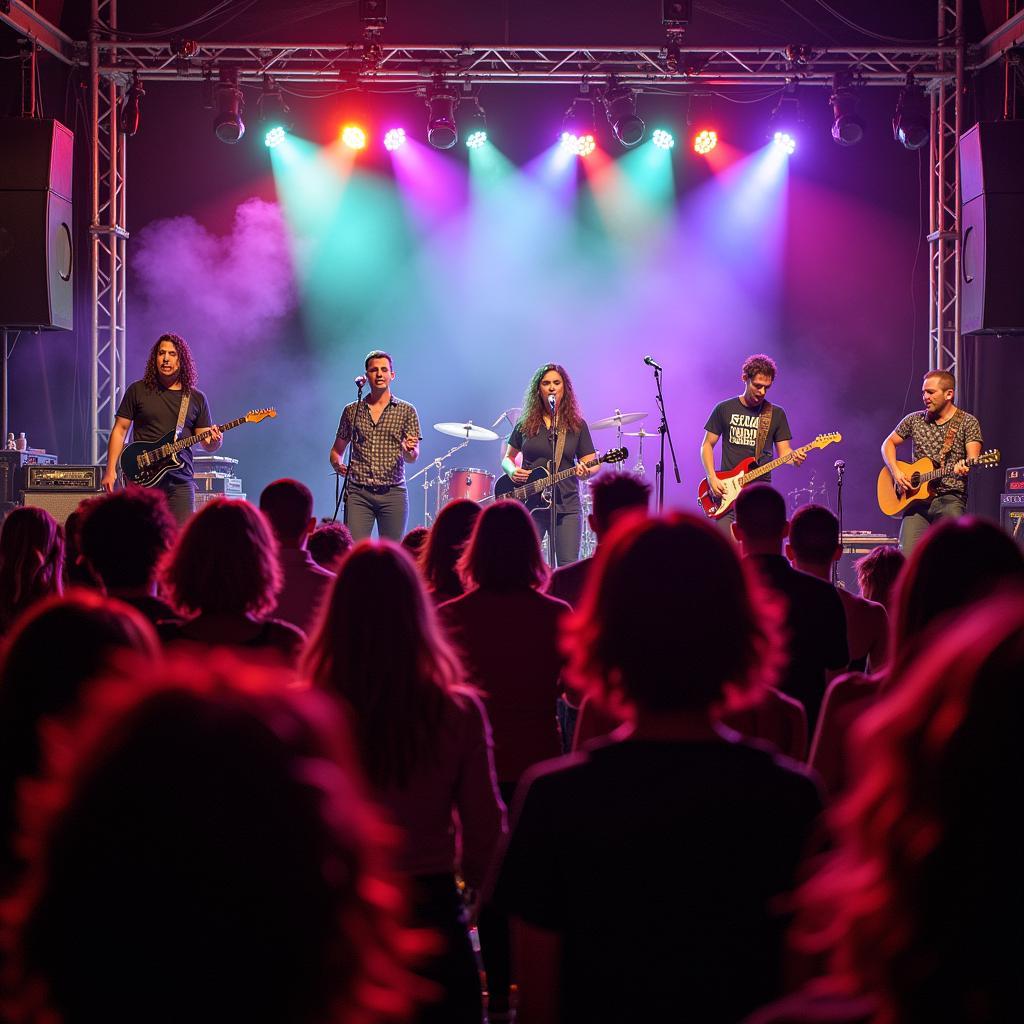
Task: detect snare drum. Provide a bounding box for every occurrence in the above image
[440,467,495,506]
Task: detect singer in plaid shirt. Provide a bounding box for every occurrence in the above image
[330,350,421,541]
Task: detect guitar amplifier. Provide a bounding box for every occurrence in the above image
[21,488,102,525]
[24,464,101,490]
[1000,492,1024,548]
[194,471,244,494]
[1005,467,1024,491]
[195,491,246,510]
[0,450,58,503]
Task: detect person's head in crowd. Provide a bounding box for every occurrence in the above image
[79,486,177,595]
[419,499,481,601]
[60,507,101,590]
[854,544,905,609]
[160,499,281,618]
[588,472,651,542]
[0,591,158,879]
[0,507,64,631]
[400,526,429,559]
[304,541,464,791]
[795,590,1023,1023]
[0,501,16,528]
[258,479,316,550]
[786,504,841,574]
[732,484,788,556]
[567,512,781,720]
[0,657,420,1024]
[890,517,1024,660]
[308,521,354,572]
[457,500,548,593]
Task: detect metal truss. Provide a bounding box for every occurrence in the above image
[89,0,127,463]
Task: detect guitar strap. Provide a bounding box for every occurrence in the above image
[173,391,191,442]
[938,408,964,467]
[554,428,568,477]
[755,401,773,464]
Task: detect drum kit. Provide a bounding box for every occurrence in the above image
[411,406,650,526]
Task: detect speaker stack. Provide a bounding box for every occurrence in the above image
[0,118,75,331]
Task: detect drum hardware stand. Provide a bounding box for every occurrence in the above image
[409,439,469,526]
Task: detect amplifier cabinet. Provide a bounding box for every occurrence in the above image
[21,488,102,525]
[24,464,101,490]
[837,531,900,592]
[0,450,58,504]
[1000,492,1024,548]
[194,491,247,510]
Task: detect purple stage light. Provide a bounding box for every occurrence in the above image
[384,127,407,151]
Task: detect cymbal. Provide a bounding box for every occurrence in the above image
[589,411,647,430]
[624,429,658,437]
[434,421,499,442]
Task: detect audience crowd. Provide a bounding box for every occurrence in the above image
[0,473,1019,1023]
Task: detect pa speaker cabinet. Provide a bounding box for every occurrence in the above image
[959,121,1024,335]
[1001,493,1024,549]
[21,489,101,526]
[0,117,74,330]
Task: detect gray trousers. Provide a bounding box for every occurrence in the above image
[162,481,195,527]
[899,492,966,555]
[344,484,409,542]
[531,509,582,567]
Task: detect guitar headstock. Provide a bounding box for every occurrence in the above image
[602,447,629,465]
[976,448,1000,466]
[812,432,842,448]
[246,408,277,423]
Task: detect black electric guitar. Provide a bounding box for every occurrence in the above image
[492,447,628,510]
[119,408,276,487]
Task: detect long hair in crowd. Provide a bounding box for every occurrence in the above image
[419,499,480,600]
[141,332,198,393]
[566,512,783,716]
[304,542,467,791]
[517,362,585,437]
[160,498,281,617]
[853,544,905,609]
[794,590,1024,1024]
[457,500,548,593]
[0,655,423,1024]
[0,508,64,632]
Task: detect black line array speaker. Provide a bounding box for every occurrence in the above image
[0,117,74,331]
[959,121,1024,336]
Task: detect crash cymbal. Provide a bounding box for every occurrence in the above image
[623,429,658,437]
[434,421,499,442]
[589,411,648,430]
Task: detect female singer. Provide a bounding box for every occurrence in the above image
[501,363,598,567]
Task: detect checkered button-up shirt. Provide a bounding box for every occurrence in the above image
[336,395,421,487]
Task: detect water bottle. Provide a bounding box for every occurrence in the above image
[15,432,27,452]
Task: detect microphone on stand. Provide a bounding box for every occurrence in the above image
[354,375,367,389]
[834,459,846,477]
[643,355,663,371]
[548,394,557,412]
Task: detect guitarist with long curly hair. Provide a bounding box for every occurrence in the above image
[500,363,598,567]
[101,333,223,525]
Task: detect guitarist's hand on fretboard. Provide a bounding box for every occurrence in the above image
[952,459,971,476]
[200,424,224,450]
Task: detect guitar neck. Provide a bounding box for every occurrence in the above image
[919,457,979,482]
[162,416,247,457]
[522,454,601,497]
[743,443,812,484]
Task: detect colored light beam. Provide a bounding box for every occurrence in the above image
[386,135,468,233]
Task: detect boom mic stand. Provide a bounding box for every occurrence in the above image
[331,378,364,522]
[833,459,846,586]
[649,359,680,513]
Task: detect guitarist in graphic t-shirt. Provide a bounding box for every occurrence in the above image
[699,354,805,534]
[101,333,223,526]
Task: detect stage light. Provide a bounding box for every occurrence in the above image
[830,72,865,146]
[602,82,645,147]
[652,128,675,150]
[561,95,597,157]
[773,131,797,155]
[342,124,367,150]
[264,126,286,149]
[768,86,801,154]
[383,127,407,151]
[693,129,717,154]
[258,78,290,148]
[893,74,929,150]
[463,97,488,149]
[426,80,460,150]
[213,66,245,144]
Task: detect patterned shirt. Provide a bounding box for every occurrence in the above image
[336,395,421,487]
[894,409,983,496]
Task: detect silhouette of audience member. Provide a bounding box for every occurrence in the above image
[733,485,848,731]
[60,508,101,590]
[0,591,158,891]
[0,507,64,634]
[401,526,430,559]
[746,590,1024,1024]
[853,544,904,610]
[259,479,336,635]
[787,505,888,673]
[158,498,304,662]
[810,517,1024,796]
[78,486,181,626]
[489,513,822,1024]
[547,473,651,608]
[419,500,481,604]
[308,521,354,572]
[0,658,421,1024]
[304,542,505,1024]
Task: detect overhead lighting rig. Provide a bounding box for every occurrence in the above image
[426,78,460,149]
[830,71,865,146]
[892,74,929,150]
[212,66,245,144]
[602,81,645,148]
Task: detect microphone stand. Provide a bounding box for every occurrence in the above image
[548,399,558,568]
[651,364,680,513]
[833,460,846,586]
[331,379,364,522]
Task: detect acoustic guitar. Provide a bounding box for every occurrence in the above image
[876,449,1000,516]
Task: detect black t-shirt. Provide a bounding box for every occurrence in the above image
[705,398,792,480]
[115,381,214,484]
[490,736,822,1024]
[507,420,596,513]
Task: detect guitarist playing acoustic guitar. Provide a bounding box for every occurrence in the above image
[101,333,223,525]
[880,368,984,555]
[700,354,806,533]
